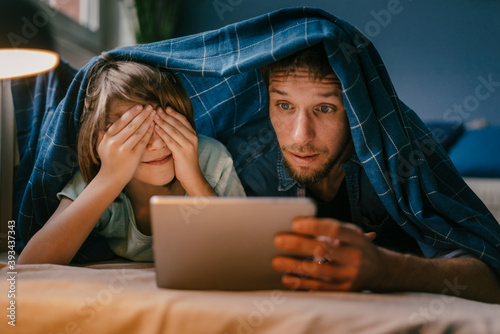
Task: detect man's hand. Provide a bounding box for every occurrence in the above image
[272,217,381,291]
[272,217,500,303]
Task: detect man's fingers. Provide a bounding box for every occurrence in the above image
[292,217,341,235]
[281,274,354,291]
[275,233,328,259]
[365,232,377,241]
[272,256,357,289]
[274,236,362,266]
[292,217,366,246]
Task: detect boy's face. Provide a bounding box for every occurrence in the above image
[105,99,175,186]
[268,71,353,185]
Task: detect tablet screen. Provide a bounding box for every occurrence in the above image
[151,196,316,290]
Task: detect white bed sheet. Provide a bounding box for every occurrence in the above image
[1,262,499,334]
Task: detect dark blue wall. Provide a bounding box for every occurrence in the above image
[177,0,500,125]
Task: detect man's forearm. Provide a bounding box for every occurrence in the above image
[375,248,500,304]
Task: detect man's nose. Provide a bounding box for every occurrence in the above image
[290,110,315,144]
[147,131,165,150]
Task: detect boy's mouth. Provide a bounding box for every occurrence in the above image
[144,154,172,166]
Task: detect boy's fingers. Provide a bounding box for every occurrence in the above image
[115,106,155,144]
[106,105,144,136]
[156,107,196,136]
[165,107,195,133]
[154,122,180,148]
[123,113,155,150]
[154,114,196,149]
[97,131,104,145]
[133,122,155,152]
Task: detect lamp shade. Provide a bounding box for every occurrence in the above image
[0,48,59,80]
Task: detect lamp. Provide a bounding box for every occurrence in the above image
[0,49,59,252]
[0,48,59,80]
[1,0,60,251]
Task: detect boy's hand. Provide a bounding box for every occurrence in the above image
[153,107,216,196]
[97,105,155,186]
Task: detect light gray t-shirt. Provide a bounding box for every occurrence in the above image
[58,135,246,261]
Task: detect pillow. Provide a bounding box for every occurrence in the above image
[448,126,500,177]
[424,121,464,151]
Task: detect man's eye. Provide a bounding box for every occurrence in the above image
[278,103,291,111]
[319,106,335,113]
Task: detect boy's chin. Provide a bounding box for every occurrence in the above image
[160,176,178,187]
[133,173,176,187]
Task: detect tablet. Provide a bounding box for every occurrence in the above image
[150,196,316,290]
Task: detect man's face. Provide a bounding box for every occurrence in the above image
[268,71,352,185]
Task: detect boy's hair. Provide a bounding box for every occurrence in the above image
[261,43,336,87]
[78,54,195,183]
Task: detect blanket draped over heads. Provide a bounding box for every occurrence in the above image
[12,7,500,271]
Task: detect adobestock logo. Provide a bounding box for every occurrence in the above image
[408,278,467,325]
[340,0,414,63]
[442,74,500,127]
[225,290,286,334]
[363,0,406,38]
[212,0,243,22]
[178,196,210,225]
[7,3,59,48]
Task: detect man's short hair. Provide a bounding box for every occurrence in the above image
[261,43,336,87]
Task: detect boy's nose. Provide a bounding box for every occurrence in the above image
[147,131,165,150]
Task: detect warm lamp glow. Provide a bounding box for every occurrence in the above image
[0,48,59,80]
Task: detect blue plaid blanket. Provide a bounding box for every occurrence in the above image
[12,7,500,271]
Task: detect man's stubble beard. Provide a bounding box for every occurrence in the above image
[281,135,352,186]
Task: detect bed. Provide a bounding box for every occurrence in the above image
[464,177,500,222]
[2,261,500,334]
[426,121,500,223]
[3,124,500,334]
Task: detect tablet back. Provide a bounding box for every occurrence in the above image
[150,196,316,290]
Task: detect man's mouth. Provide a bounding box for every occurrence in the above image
[144,154,172,166]
[287,152,320,166]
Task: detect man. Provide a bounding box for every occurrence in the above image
[238,44,500,303]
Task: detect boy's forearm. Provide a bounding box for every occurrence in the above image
[375,248,500,304]
[181,174,218,197]
[18,174,124,265]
